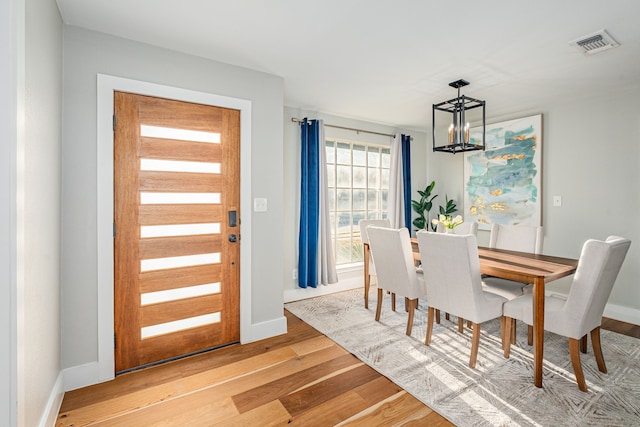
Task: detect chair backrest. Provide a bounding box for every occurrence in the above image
[436,221,478,236]
[417,230,486,320]
[564,235,631,335]
[367,227,426,299]
[359,219,391,276]
[489,224,543,254]
[359,219,391,244]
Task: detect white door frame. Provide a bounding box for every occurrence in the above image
[96,74,252,383]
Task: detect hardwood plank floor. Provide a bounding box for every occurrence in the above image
[57,312,638,426]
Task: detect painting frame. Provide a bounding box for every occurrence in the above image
[463,114,543,230]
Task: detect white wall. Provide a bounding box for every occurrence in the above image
[61,26,285,380]
[24,0,64,424]
[426,87,640,323]
[1,0,64,425]
[1,0,23,423]
[283,106,428,302]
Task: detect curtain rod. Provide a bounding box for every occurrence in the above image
[291,117,411,140]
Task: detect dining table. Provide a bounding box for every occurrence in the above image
[365,238,579,388]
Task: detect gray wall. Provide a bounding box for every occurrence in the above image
[24,0,63,423]
[427,88,640,320]
[62,26,285,370]
[1,0,21,423]
[2,0,64,425]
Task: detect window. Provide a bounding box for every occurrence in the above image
[326,140,390,266]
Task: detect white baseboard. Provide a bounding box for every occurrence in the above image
[63,361,101,392]
[603,302,640,326]
[39,372,64,427]
[242,316,288,344]
[284,276,363,303]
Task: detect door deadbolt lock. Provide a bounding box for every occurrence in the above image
[228,234,238,243]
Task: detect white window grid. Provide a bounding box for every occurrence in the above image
[325,139,390,266]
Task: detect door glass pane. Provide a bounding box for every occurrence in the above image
[140,125,220,144]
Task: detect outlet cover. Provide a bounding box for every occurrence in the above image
[254,198,267,212]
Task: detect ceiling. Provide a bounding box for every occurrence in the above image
[56,0,640,131]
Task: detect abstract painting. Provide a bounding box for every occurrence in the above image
[463,114,542,230]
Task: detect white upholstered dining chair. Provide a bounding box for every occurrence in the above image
[436,220,478,324]
[417,230,507,368]
[482,224,544,299]
[367,226,427,336]
[502,235,631,392]
[359,218,391,308]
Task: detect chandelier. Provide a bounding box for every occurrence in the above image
[432,79,485,154]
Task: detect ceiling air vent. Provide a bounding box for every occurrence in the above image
[569,29,619,55]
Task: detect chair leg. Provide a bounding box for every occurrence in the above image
[569,338,588,392]
[470,323,481,369]
[391,293,396,312]
[458,317,464,334]
[445,313,450,321]
[425,307,435,345]
[406,299,417,336]
[364,276,370,309]
[503,316,513,358]
[580,335,588,354]
[375,288,383,321]
[467,320,472,328]
[591,327,607,373]
[363,246,370,309]
[511,319,516,344]
[436,309,441,324]
[527,325,533,346]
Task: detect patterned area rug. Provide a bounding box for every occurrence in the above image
[285,288,640,427]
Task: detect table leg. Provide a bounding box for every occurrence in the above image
[533,277,545,387]
[363,243,370,309]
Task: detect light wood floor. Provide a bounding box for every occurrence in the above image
[57,311,640,426]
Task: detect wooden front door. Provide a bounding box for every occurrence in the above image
[114,92,240,373]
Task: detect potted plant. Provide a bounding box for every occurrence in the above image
[412,182,459,232]
[411,181,437,231]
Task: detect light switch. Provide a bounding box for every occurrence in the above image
[553,196,562,207]
[254,198,267,212]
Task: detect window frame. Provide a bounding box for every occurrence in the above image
[325,137,390,267]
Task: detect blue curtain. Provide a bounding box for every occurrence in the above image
[401,134,412,229]
[298,118,320,288]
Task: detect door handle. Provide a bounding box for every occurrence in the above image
[228,210,237,227]
[228,234,238,243]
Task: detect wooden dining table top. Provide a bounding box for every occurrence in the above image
[410,238,578,282]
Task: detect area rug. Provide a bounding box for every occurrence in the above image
[285,288,640,427]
